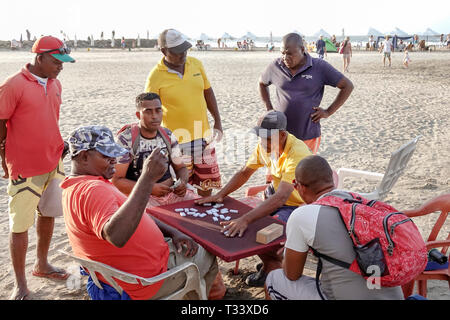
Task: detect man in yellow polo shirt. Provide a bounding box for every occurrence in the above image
[197,111,312,287]
[145,29,222,197]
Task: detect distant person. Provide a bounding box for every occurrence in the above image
[330,35,337,46]
[62,125,219,300]
[265,155,404,300]
[112,92,198,206]
[316,35,327,59]
[447,34,450,49]
[381,36,393,67]
[121,37,126,49]
[341,37,352,72]
[258,33,354,154]
[144,29,223,197]
[403,49,411,68]
[0,36,75,300]
[217,38,221,48]
[368,35,374,51]
[196,111,312,287]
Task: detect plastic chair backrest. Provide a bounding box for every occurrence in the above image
[377,136,420,200]
[60,251,205,300]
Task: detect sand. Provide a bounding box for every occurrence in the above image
[0,48,448,300]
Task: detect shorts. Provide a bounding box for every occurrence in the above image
[272,205,297,223]
[266,269,325,300]
[7,160,65,233]
[343,54,351,59]
[384,52,391,58]
[178,139,221,191]
[302,136,321,155]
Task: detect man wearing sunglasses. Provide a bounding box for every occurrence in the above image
[0,36,75,299]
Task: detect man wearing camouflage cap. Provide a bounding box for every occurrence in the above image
[62,125,219,300]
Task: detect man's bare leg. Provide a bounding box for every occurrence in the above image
[10,231,30,300]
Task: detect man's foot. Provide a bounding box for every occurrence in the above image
[245,268,268,287]
[10,286,30,300]
[32,264,69,281]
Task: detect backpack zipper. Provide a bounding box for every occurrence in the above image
[390,218,413,236]
[383,212,404,255]
[349,203,360,244]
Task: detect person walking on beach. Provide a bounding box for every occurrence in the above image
[145,29,223,197]
[0,36,75,300]
[403,49,411,68]
[258,32,354,155]
[316,35,327,60]
[381,36,393,67]
[341,37,352,72]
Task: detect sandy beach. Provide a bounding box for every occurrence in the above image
[0,48,448,300]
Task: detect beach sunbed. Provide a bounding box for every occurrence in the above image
[60,250,206,300]
[401,193,450,298]
[336,136,421,201]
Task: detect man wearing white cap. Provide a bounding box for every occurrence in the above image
[0,35,74,299]
[145,29,223,198]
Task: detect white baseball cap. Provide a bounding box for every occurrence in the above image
[159,29,192,53]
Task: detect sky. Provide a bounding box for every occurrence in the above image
[1,0,449,41]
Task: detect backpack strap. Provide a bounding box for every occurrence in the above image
[157,127,172,157]
[310,247,352,301]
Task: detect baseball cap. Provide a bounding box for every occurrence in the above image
[159,29,192,54]
[252,110,287,139]
[68,125,128,158]
[32,36,75,63]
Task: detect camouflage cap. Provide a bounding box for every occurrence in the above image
[68,125,129,158]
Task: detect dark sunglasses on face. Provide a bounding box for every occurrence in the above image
[42,46,71,55]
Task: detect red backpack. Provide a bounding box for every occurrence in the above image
[311,192,427,295]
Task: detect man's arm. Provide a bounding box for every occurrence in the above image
[222,181,294,237]
[283,248,308,281]
[102,148,168,248]
[204,87,223,141]
[259,79,273,111]
[311,76,354,123]
[196,165,257,204]
[0,120,8,179]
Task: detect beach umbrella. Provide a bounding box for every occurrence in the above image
[199,33,211,41]
[367,27,383,37]
[313,29,331,38]
[221,32,233,40]
[386,27,409,37]
[421,28,440,36]
[242,32,257,40]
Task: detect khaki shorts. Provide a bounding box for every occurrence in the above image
[7,160,65,233]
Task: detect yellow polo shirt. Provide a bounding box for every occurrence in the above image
[246,133,312,206]
[145,56,211,143]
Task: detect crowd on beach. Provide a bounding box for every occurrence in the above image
[0,28,446,301]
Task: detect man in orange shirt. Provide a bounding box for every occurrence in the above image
[0,36,75,300]
[62,126,218,300]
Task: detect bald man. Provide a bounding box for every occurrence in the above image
[259,33,353,154]
[265,155,403,300]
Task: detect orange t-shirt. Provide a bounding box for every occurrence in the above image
[0,64,64,179]
[61,175,170,300]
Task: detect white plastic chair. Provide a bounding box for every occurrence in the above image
[336,136,420,201]
[60,250,206,300]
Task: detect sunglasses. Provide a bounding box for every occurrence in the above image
[41,46,71,55]
[292,179,307,188]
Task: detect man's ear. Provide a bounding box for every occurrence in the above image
[161,47,167,56]
[135,111,141,120]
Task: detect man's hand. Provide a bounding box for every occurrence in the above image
[213,122,223,143]
[151,183,172,197]
[141,147,168,183]
[0,139,8,179]
[195,192,224,205]
[311,107,330,123]
[172,232,199,258]
[220,216,249,238]
[173,180,187,197]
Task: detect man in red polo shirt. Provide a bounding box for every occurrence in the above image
[0,36,75,300]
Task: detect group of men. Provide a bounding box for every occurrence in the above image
[4,28,408,301]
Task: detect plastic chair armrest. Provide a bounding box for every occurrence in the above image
[336,168,383,189]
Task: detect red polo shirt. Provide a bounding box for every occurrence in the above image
[61,175,170,300]
[0,64,64,179]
